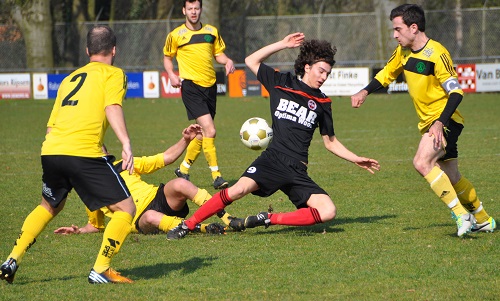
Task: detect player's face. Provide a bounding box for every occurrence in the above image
[302,61,331,89]
[183,1,202,26]
[392,16,415,48]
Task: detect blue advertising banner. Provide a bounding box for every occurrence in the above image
[48,74,68,99]
[126,73,143,98]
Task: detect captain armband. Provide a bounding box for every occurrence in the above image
[442,77,461,94]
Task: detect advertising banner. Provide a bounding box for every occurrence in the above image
[321,68,369,96]
[160,71,181,98]
[456,64,476,93]
[475,63,500,92]
[143,71,160,98]
[0,73,31,99]
[33,73,48,99]
[126,73,143,98]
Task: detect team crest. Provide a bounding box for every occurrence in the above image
[308,100,317,110]
[423,47,434,58]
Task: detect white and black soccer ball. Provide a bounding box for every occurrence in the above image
[239,117,273,150]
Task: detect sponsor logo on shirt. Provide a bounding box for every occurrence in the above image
[274,98,317,128]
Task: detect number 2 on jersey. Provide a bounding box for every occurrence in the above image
[61,73,87,106]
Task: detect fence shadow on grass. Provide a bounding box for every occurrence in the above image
[123,256,218,280]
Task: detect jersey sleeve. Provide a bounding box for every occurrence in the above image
[257,63,290,92]
[132,153,165,175]
[375,47,404,87]
[435,50,463,96]
[213,29,226,56]
[163,32,177,57]
[318,103,335,137]
[104,69,127,107]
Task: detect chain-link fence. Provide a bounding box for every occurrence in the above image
[1,7,499,73]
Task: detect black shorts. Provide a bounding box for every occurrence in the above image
[433,119,463,161]
[241,149,328,209]
[181,80,217,120]
[41,155,130,211]
[134,183,189,234]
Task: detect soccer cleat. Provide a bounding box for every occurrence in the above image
[205,223,226,235]
[174,168,190,181]
[228,216,246,231]
[213,176,229,189]
[167,221,190,240]
[244,212,271,229]
[452,212,476,237]
[471,217,496,233]
[0,258,18,284]
[88,268,134,284]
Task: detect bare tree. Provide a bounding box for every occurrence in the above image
[201,0,220,29]
[10,0,53,70]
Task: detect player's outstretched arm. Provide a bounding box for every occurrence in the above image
[54,223,100,235]
[322,135,380,174]
[245,32,305,76]
[163,124,203,165]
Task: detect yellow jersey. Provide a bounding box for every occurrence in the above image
[42,62,127,157]
[86,153,165,233]
[375,39,464,134]
[163,23,226,87]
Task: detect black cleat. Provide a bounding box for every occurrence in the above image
[174,168,190,181]
[244,212,271,229]
[167,221,190,240]
[213,176,229,189]
[228,216,246,231]
[0,258,18,284]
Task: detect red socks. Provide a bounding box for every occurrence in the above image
[269,207,322,226]
[185,189,232,230]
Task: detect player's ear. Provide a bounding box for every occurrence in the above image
[86,47,89,57]
[112,46,116,57]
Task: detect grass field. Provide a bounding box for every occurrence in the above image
[0,93,498,300]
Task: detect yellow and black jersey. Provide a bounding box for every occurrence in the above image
[86,153,165,233]
[375,39,464,133]
[42,62,127,157]
[163,23,226,87]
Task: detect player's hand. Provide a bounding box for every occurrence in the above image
[122,144,134,175]
[354,157,380,174]
[170,75,181,88]
[183,124,202,141]
[428,121,445,150]
[225,59,235,75]
[283,32,305,48]
[54,225,80,235]
[351,90,368,108]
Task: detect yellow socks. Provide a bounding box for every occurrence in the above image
[424,166,468,216]
[202,137,221,179]
[158,216,183,232]
[453,177,490,223]
[9,205,53,263]
[93,211,132,273]
[191,188,211,207]
[180,138,203,174]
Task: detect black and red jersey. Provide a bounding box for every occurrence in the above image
[257,63,335,163]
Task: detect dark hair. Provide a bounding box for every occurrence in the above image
[86,25,116,56]
[183,0,202,8]
[294,40,336,77]
[390,4,426,32]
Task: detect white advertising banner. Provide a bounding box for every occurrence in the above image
[475,63,500,92]
[143,71,160,98]
[321,68,369,96]
[0,73,31,99]
[33,73,49,99]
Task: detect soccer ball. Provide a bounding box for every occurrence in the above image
[239,117,273,150]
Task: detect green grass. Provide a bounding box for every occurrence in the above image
[0,93,499,300]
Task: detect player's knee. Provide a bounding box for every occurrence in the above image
[319,204,336,222]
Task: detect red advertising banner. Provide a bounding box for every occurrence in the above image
[456,64,476,93]
[160,71,181,98]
